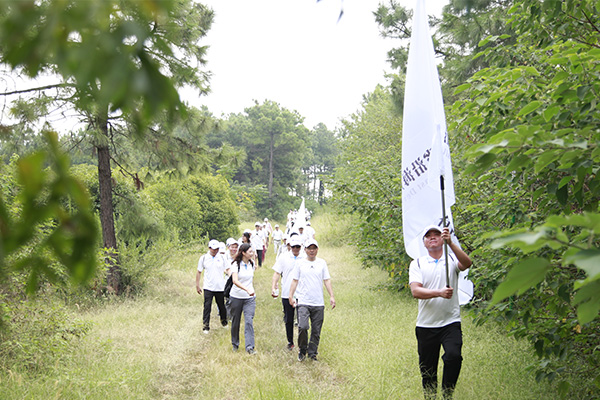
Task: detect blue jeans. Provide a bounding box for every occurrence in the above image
[230,297,256,351]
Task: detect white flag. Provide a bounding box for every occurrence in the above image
[401,0,472,304]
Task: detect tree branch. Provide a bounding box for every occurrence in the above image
[0,83,73,96]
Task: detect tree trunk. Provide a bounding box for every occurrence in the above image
[318,175,325,205]
[268,131,274,209]
[96,112,120,294]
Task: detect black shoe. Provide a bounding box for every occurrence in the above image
[287,343,295,351]
[247,348,257,355]
[309,355,318,361]
[298,352,306,361]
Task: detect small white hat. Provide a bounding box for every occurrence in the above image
[289,237,302,247]
[208,239,220,249]
[226,237,236,246]
[305,238,318,248]
[422,225,443,238]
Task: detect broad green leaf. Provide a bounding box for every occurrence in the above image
[558,176,572,188]
[565,250,600,281]
[534,151,559,173]
[491,257,551,305]
[573,280,600,324]
[517,101,542,117]
[556,184,568,205]
[543,105,560,122]
[506,154,531,172]
[454,83,471,95]
[525,66,540,76]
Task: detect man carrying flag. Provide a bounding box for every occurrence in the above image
[401,0,474,398]
[409,225,472,399]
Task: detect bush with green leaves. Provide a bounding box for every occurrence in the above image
[448,1,600,396]
[331,86,412,287]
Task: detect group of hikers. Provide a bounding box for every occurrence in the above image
[196,211,472,400]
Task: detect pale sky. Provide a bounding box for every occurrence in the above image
[183,0,447,130]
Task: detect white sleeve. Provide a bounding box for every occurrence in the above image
[408,259,422,285]
[197,255,205,272]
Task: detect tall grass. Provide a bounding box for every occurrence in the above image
[0,224,563,399]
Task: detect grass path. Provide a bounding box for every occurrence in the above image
[1,241,560,399]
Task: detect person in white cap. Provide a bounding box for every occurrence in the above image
[251,222,265,267]
[271,224,284,255]
[288,238,335,361]
[196,239,229,333]
[225,237,239,264]
[408,225,472,400]
[304,222,316,240]
[297,226,307,245]
[264,217,273,236]
[271,237,305,351]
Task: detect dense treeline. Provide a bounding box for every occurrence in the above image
[0,0,336,376]
[332,0,600,398]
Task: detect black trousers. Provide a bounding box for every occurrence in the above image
[281,298,296,345]
[415,322,463,399]
[203,289,227,330]
[256,250,263,267]
[297,305,324,357]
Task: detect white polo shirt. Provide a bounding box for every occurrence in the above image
[250,230,264,250]
[273,252,305,298]
[197,252,228,291]
[230,260,255,299]
[408,253,461,328]
[291,257,330,307]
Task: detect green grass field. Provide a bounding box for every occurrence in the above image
[0,223,562,399]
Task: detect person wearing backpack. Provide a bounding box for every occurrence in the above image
[229,243,257,354]
[196,239,229,334]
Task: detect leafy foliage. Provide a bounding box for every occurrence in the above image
[0,131,98,294]
[448,1,600,395]
[331,86,412,287]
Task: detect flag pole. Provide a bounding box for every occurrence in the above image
[440,175,450,288]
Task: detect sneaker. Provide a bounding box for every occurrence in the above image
[203,329,209,334]
[221,322,228,328]
[247,348,257,355]
[298,352,306,362]
[232,345,239,352]
[309,355,318,361]
[287,343,295,351]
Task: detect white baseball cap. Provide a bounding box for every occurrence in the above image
[305,238,318,248]
[289,238,302,247]
[226,237,236,246]
[208,239,220,249]
[422,225,443,238]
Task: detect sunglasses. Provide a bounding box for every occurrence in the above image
[291,245,301,249]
